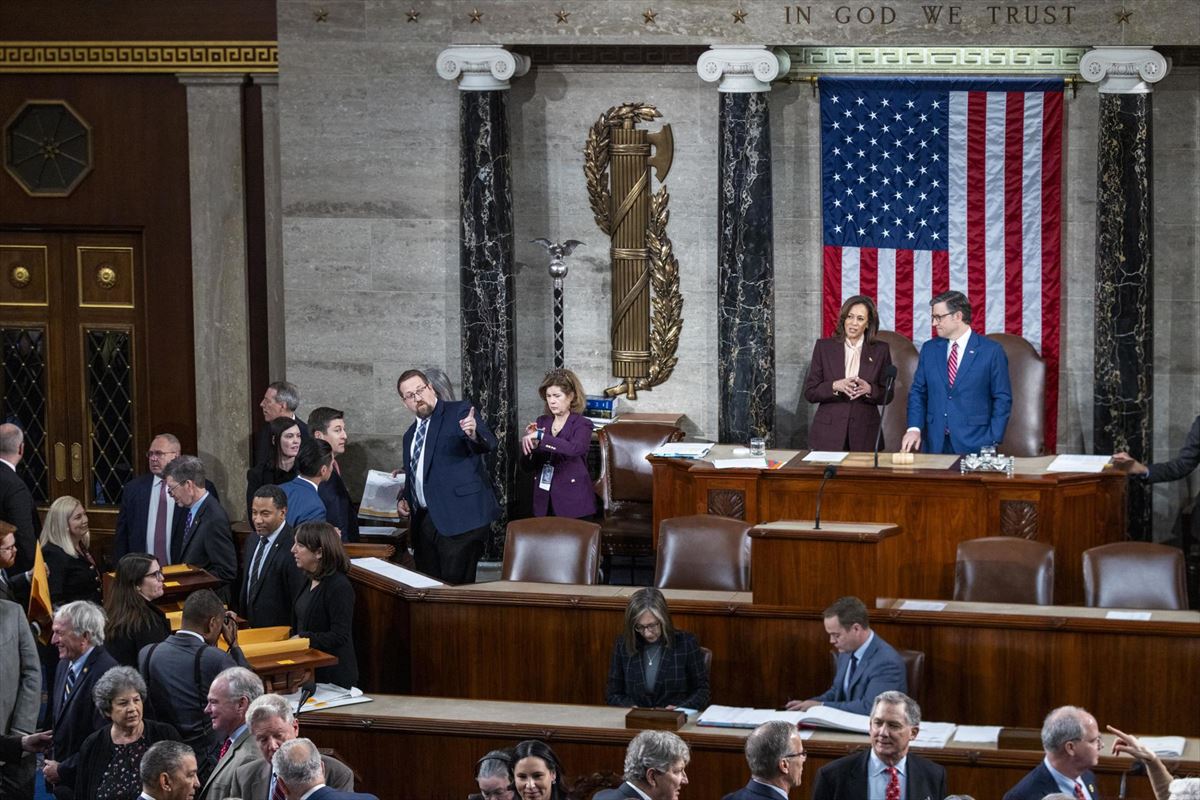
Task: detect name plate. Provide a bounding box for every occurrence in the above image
[625,708,686,731]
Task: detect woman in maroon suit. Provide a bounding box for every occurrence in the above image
[804,295,894,451]
[521,369,598,519]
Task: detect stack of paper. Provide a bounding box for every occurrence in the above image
[911,721,957,748]
[359,469,405,518]
[281,684,372,713]
[697,705,870,734]
[1139,736,1186,757]
[651,442,713,459]
[352,557,444,588]
[953,725,1002,745]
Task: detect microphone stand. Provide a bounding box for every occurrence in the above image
[813,465,837,530]
[873,366,898,469]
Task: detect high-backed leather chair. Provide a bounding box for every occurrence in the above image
[501,517,602,585]
[653,514,752,591]
[986,333,1046,457]
[828,647,925,707]
[595,421,685,565]
[1082,542,1188,610]
[874,330,918,452]
[954,536,1055,605]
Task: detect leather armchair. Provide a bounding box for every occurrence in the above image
[874,330,918,452]
[595,422,685,561]
[986,333,1046,457]
[954,536,1055,605]
[501,517,602,585]
[1082,542,1188,610]
[653,514,752,591]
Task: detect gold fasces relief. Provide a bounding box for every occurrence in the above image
[584,103,682,400]
[9,265,30,288]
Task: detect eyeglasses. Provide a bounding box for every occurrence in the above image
[480,789,513,800]
[144,570,164,580]
[634,621,661,634]
[782,751,807,761]
[400,384,430,402]
[0,543,16,553]
[164,481,184,496]
[930,312,958,323]
[147,450,179,459]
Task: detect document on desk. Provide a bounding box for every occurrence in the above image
[953,725,1002,744]
[359,469,405,517]
[1138,736,1185,757]
[697,704,869,734]
[651,442,713,459]
[351,557,443,588]
[712,458,769,470]
[911,721,957,748]
[1045,454,1111,473]
[802,451,849,463]
[282,684,372,713]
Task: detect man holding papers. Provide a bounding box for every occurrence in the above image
[786,597,906,716]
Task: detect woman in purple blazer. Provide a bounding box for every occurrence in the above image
[521,369,598,519]
[803,295,894,451]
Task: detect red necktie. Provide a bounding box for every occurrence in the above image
[271,773,286,800]
[947,341,959,387]
[885,766,900,800]
[1074,782,1086,800]
[218,737,232,760]
[153,479,169,564]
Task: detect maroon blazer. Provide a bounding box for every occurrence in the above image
[803,337,893,451]
[528,412,598,519]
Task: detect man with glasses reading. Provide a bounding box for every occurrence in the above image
[1002,706,1102,800]
[162,456,237,600]
[722,721,806,799]
[395,369,499,584]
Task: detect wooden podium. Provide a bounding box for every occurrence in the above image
[749,520,901,607]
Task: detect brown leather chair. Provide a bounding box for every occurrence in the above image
[874,330,918,452]
[501,517,602,585]
[595,421,685,565]
[653,514,752,591]
[987,333,1046,457]
[1082,542,1188,610]
[954,536,1055,605]
[827,647,925,706]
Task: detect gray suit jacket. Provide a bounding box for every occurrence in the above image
[593,783,643,800]
[198,726,259,800]
[231,753,354,799]
[0,599,39,738]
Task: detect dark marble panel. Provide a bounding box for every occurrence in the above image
[459,89,518,557]
[1093,92,1153,539]
[717,91,776,445]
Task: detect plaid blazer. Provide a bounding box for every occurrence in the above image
[605,629,710,709]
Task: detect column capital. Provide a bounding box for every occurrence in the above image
[697,45,790,93]
[1079,46,1170,94]
[437,46,530,91]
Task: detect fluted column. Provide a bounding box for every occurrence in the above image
[698,46,789,445]
[1080,46,1170,539]
[437,46,529,557]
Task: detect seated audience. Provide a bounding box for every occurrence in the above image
[241,485,307,629]
[40,496,102,606]
[281,439,335,527]
[606,588,709,710]
[310,406,360,542]
[245,416,303,522]
[138,589,248,783]
[291,521,358,688]
[811,691,946,800]
[104,553,171,667]
[520,368,598,519]
[786,596,906,715]
[162,456,238,599]
[595,730,690,800]
[1002,706,1101,800]
[44,601,118,797]
[255,380,309,468]
[273,737,380,800]
[74,666,181,800]
[230,693,354,797]
[722,721,805,799]
[137,740,199,800]
[473,748,515,800]
[197,666,265,800]
[511,739,568,800]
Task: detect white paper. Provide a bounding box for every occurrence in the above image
[696,704,869,734]
[359,469,406,517]
[1046,454,1111,473]
[953,725,1002,744]
[1138,736,1185,757]
[651,442,713,458]
[351,557,443,588]
[280,684,372,713]
[900,600,947,611]
[803,451,849,463]
[912,721,957,748]
[1105,610,1153,621]
[358,526,401,537]
[712,458,769,470]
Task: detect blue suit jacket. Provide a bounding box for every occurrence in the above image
[308,786,380,800]
[51,645,118,789]
[722,780,786,800]
[812,632,907,715]
[401,399,499,537]
[1002,762,1098,800]
[281,477,329,526]
[319,467,360,542]
[906,332,1012,454]
[114,474,219,562]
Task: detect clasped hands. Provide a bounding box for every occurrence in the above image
[833,377,872,400]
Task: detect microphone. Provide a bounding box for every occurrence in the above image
[874,364,899,468]
[1118,760,1146,800]
[296,679,317,714]
[813,465,838,530]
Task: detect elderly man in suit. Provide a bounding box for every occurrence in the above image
[162,455,237,600]
[1003,706,1102,800]
[811,691,947,800]
[198,666,264,800]
[309,407,360,543]
[255,381,310,468]
[42,601,118,796]
[231,694,354,799]
[0,595,40,798]
[273,738,379,800]
[396,369,500,584]
[723,721,806,799]
[901,290,1012,455]
[0,423,39,574]
[595,731,690,800]
[280,439,333,527]
[241,485,308,629]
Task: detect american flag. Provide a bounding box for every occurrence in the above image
[819,76,1064,448]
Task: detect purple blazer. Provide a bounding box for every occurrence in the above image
[803,337,893,451]
[529,412,598,519]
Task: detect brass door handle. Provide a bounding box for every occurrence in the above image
[71,442,83,482]
[54,442,67,482]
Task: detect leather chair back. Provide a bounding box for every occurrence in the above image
[502,517,602,585]
[597,422,685,505]
[654,514,752,591]
[1082,542,1188,610]
[954,536,1055,605]
[874,330,919,452]
[986,333,1046,457]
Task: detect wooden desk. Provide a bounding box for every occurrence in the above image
[103,563,221,603]
[303,695,1197,800]
[651,449,1127,604]
[245,647,337,693]
[749,521,901,606]
[350,572,1200,736]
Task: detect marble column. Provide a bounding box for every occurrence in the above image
[698,46,789,445]
[437,46,529,557]
[178,73,251,519]
[1080,47,1170,539]
[253,74,286,380]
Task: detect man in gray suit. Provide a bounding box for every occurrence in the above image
[197,666,264,800]
[231,694,354,799]
[0,596,40,798]
[594,730,691,800]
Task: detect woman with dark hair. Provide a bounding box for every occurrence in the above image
[520,368,597,519]
[511,739,568,800]
[803,294,894,451]
[104,553,170,667]
[605,588,709,710]
[245,416,303,520]
[291,521,358,688]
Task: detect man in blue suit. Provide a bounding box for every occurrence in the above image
[396,369,499,584]
[722,721,806,799]
[1003,706,1102,800]
[786,596,906,716]
[309,407,359,542]
[280,439,333,527]
[901,290,1012,455]
[273,737,379,800]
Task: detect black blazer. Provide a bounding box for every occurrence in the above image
[605,630,709,709]
[73,718,181,800]
[294,570,358,688]
[41,543,102,606]
[175,496,238,598]
[811,749,947,800]
[244,462,297,524]
[1002,762,1098,800]
[51,645,119,791]
[722,780,787,800]
[105,599,172,667]
[319,467,360,542]
[114,474,219,563]
[0,462,39,573]
[238,525,307,629]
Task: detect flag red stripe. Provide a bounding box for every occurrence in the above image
[1041,91,1063,449]
[823,245,842,337]
[895,250,914,339]
[966,92,989,330]
[859,247,878,302]
[1004,92,1025,335]
[932,249,950,338]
